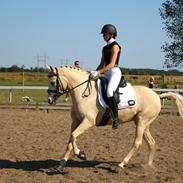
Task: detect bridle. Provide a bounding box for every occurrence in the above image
[47,68,92,99]
[47,70,65,99]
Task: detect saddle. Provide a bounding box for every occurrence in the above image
[100,75,127,106]
[97,75,136,126]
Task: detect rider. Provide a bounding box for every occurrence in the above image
[90,24,122,129]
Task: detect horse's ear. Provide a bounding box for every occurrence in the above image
[47,65,54,72]
[46,65,51,70]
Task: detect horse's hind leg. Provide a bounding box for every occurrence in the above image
[118,118,146,168]
[143,126,156,166]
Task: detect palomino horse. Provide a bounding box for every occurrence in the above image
[47,65,183,172]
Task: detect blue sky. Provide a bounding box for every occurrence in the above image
[0,0,166,70]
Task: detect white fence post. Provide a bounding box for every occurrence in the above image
[9,89,12,103]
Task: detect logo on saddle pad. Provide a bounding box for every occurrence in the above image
[97,79,136,109]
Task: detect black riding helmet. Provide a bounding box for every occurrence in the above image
[100,24,117,37]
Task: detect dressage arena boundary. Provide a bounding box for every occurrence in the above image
[0,86,182,115]
[0,103,71,111]
[0,104,179,115]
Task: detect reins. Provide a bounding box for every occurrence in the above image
[63,77,92,97]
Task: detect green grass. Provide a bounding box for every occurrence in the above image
[0,90,71,104]
[0,80,47,86]
[0,74,71,104]
[0,72,182,106]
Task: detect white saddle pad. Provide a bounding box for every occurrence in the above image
[97,80,136,109]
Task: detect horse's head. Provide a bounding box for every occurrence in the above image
[47,66,68,104]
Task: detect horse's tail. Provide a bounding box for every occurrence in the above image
[160,92,183,119]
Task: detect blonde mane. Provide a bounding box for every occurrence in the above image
[60,65,89,74]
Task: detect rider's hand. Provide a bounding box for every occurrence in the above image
[90,71,100,80]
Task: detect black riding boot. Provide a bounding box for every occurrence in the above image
[108,96,120,129]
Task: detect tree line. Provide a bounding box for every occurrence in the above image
[120,68,183,76]
[1,64,183,76]
[0,65,47,73]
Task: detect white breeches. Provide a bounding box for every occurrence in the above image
[103,67,121,97]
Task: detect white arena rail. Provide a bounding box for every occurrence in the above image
[0,86,48,90]
[1,86,183,92]
[153,88,183,93]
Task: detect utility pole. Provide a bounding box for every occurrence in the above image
[36,55,48,69]
[60,58,69,66]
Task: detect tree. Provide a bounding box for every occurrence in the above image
[159,0,183,68]
[9,65,21,72]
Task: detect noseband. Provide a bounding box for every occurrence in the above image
[48,68,92,98]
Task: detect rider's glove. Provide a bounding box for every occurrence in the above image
[90,70,100,80]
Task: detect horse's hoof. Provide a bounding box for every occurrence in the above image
[77,150,86,160]
[118,162,125,169]
[54,160,67,173]
[109,165,120,173]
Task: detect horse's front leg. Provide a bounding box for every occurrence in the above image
[71,117,93,159]
[62,121,79,162]
[60,132,86,163]
[54,121,78,173]
[56,117,93,172]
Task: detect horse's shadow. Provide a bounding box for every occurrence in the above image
[0,159,119,175]
[0,159,59,171]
